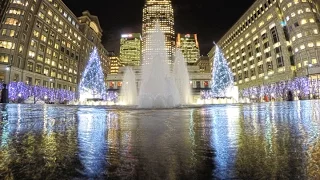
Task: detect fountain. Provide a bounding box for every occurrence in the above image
[138,22,182,108]
[173,49,192,105]
[119,67,137,105]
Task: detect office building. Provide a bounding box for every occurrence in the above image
[211,0,320,91]
[176,33,200,64]
[120,33,141,66]
[109,52,121,74]
[142,0,175,64]
[0,0,108,92]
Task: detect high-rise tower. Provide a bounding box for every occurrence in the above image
[176,33,200,64]
[142,0,175,64]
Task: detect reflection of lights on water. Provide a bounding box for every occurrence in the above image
[189,110,195,146]
[78,108,108,177]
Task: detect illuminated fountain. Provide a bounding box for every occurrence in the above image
[138,22,181,108]
[119,67,137,105]
[173,49,192,105]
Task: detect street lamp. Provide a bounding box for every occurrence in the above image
[307,64,313,99]
[49,78,56,89]
[306,64,313,76]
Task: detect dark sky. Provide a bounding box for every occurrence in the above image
[63,0,255,55]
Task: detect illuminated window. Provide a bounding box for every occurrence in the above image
[38,12,44,19]
[298,63,301,68]
[41,35,47,42]
[5,18,19,25]
[297,33,302,38]
[308,42,314,47]
[28,51,35,58]
[312,58,317,64]
[0,41,15,49]
[314,29,318,34]
[301,19,307,25]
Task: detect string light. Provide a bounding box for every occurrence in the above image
[0,82,76,103]
[79,47,107,101]
[211,44,234,97]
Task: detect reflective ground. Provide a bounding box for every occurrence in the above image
[1,101,320,179]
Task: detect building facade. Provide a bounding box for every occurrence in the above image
[109,52,121,75]
[142,0,175,64]
[106,66,211,99]
[0,0,108,92]
[196,56,211,73]
[176,33,200,64]
[213,0,320,91]
[120,33,141,66]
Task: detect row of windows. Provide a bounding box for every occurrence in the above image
[281,0,312,11]
[285,7,315,21]
[45,0,79,29]
[37,10,82,46]
[226,26,281,61]
[222,0,277,47]
[26,61,77,83]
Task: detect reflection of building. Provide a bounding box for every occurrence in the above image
[196,56,211,73]
[109,52,121,75]
[0,1,108,91]
[142,0,175,64]
[212,0,320,91]
[176,33,200,64]
[120,33,141,66]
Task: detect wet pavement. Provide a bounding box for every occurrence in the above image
[0,101,320,179]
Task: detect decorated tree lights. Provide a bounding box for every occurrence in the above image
[211,44,238,102]
[211,44,234,97]
[239,77,313,102]
[0,82,75,104]
[78,47,107,102]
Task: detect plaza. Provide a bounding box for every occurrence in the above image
[0,0,320,179]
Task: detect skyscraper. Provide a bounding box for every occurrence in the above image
[120,33,142,66]
[142,0,175,64]
[176,33,200,64]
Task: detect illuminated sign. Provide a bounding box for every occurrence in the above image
[121,34,133,38]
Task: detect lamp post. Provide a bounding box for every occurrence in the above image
[306,64,312,76]
[49,78,56,89]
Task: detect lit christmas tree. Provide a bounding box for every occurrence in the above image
[211,44,234,97]
[79,47,107,101]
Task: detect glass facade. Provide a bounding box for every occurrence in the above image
[176,33,200,64]
[142,0,175,64]
[120,33,141,66]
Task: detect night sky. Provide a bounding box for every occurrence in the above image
[63,0,255,55]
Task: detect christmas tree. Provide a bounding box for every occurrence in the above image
[79,47,107,101]
[211,44,234,97]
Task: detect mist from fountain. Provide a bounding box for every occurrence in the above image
[173,49,192,105]
[119,67,137,105]
[138,22,181,108]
